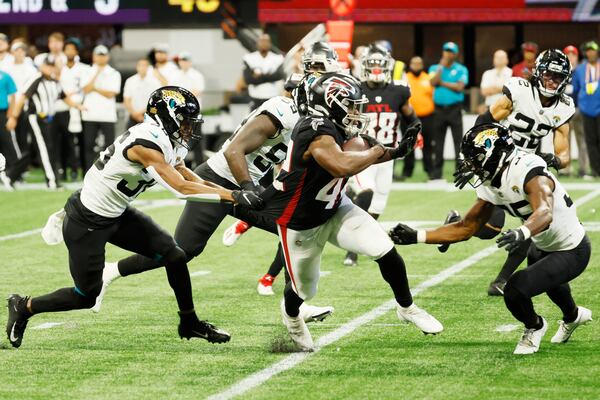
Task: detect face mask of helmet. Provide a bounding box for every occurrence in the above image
[533,51,571,98]
[171,112,203,150]
[338,97,369,138]
[362,53,391,83]
[302,46,340,74]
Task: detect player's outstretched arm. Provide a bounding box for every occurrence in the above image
[390,199,494,245]
[127,145,234,202]
[308,134,386,178]
[497,175,555,251]
[224,114,277,188]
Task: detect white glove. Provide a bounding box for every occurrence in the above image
[0,153,5,172]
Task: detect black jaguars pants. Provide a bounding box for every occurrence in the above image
[117,163,285,278]
[30,197,195,314]
[503,235,591,328]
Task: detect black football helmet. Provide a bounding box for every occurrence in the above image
[532,49,572,98]
[146,86,203,150]
[302,41,341,74]
[360,43,393,84]
[454,123,515,189]
[305,72,369,138]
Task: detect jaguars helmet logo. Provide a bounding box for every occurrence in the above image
[473,128,500,150]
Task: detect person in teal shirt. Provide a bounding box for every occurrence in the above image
[428,42,468,180]
[0,69,18,188]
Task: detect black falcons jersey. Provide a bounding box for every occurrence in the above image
[261,116,348,230]
[361,83,410,145]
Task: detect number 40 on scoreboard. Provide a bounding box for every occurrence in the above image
[168,0,220,13]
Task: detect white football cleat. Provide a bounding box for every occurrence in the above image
[91,262,121,313]
[551,306,592,344]
[1,172,14,192]
[396,303,443,334]
[222,220,250,247]
[280,300,314,352]
[514,317,548,355]
[299,303,334,323]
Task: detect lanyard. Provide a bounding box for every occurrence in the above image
[586,62,600,83]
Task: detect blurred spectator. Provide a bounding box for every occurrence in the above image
[563,45,590,178]
[406,56,435,179]
[242,33,284,110]
[149,43,179,86]
[81,45,121,172]
[428,42,468,180]
[56,38,90,181]
[374,40,407,85]
[175,51,205,105]
[123,57,160,129]
[8,56,84,189]
[34,32,66,68]
[27,43,39,60]
[0,66,17,189]
[0,33,14,70]
[512,42,538,79]
[480,50,512,108]
[572,40,600,177]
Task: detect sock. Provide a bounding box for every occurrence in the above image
[118,254,165,277]
[376,248,413,307]
[283,282,304,317]
[163,247,195,312]
[104,262,121,281]
[267,244,285,277]
[563,307,579,323]
[31,287,96,314]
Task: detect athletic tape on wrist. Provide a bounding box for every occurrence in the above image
[417,230,427,244]
[518,225,531,240]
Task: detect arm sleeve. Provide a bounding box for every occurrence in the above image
[243,60,261,85]
[259,64,285,84]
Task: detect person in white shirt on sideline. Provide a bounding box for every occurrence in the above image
[149,43,179,86]
[175,51,205,105]
[242,33,285,110]
[81,45,121,172]
[480,50,513,108]
[123,57,161,129]
[4,41,37,154]
[34,32,67,69]
[0,33,14,70]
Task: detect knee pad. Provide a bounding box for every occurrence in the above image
[164,246,188,266]
[354,189,374,211]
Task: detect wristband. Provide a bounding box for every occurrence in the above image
[417,230,427,244]
[518,225,531,240]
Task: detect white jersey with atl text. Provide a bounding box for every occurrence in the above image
[501,77,575,151]
[81,119,187,218]
[207,96,299,187]
[476,152,584,252]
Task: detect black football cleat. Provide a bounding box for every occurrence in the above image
[487,279,507,297]
[437,210,461,253]
[178,314,231,344]
[6,294,31,349]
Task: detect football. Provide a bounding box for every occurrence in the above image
[342,136,370,152]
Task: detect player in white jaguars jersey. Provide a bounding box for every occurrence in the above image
[441,49,576,296]
[391,124,591,355]
[343,43,421,266]
[6,87,264,348]
[93,43,338,323]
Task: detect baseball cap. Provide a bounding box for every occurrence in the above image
[563,45,578,56]
[583,40,599,51]
[521,42,538,53]
[10,42,26,52]
[442,42,459,54]
[93,45,109,55]
[178,51,192,61]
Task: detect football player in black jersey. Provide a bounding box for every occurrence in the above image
[343,43,422,266]
[251,72,441,351]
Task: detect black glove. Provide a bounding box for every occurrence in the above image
[232,190,264,209]
[359,133,385,151]
[239,180,266,196]
[496,228,527,252]
[389,223,418,245]
[538,152,561,170]
[389,121,421,159]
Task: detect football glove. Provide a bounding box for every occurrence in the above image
[0,153,5,173]
[453,166,475,190]
[232,190,264,209]
[389,223,418,245]
[389,121,421,159]
[239,180,266,196]
[538,152,561,170]
[496,228,527,252]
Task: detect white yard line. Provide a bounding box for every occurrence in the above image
[207,191,600,400]
[190,270,212,277]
